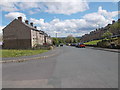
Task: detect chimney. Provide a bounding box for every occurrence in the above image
[107,24,111,26]
[34,26,37,29]
[18,16,22,22]
[30,22,33,26]
[112,20,115,24]
[25,20,29,24]
[118,19,120,22]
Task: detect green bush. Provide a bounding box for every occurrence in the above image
[97,40,110,48]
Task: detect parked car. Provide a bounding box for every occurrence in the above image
[79,44,85,48]
[71,43,77,46]
[76,43,85,48]
[66,43,71,46]
[60,43,64,47]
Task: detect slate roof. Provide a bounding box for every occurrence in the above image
[3,18,49,36]
[18,19,47,35]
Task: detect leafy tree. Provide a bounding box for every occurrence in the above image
[102,31,113,39]
[73,37,79,43]
[52,38,64,45]
[52,38,59,45]
[65,35,78,43]
[58,38,64,44]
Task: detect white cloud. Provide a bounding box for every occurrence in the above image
[83,13,108,27]
[30,6,119,37]
[41,1,89,15]
[17,2,39,10]
[98,6,119,19]
[0,1,89,15]
[0,2,18,12]
[30,18,45,25]
[83,6,120,27]
[30,18,96,37]
[5,12,27,21]
[0,26,5,34]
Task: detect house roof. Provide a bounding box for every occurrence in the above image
[20,20,48,35]
[3,18,49,37]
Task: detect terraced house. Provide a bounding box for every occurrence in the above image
[2,17,52,49]
[80,19,120,43]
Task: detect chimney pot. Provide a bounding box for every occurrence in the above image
[34,26,37,29]
[118,19,120,22]
[18,16,22,22]
[107,24,111,26]
[30,22,33,26]
[25,20,29,24]
[112,20,115,24]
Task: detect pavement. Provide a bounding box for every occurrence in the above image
[2,46,118,88]
[86,46,119,53]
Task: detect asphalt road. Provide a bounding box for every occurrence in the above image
[2,46,118,88]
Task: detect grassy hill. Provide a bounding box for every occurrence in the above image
[83,20,120,48]
[84,37,118,45]
[84,40,102,45]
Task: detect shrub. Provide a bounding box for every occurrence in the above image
[48,46,54,50]
[97,40,110,48]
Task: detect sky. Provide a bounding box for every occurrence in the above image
[0,0,120,37]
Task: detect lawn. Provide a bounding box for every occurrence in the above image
[84,37,118,45]
[84,40,102,45]
[0,49,48,58]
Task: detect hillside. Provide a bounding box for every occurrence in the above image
[110,21,120,30]
[108,21,120,35]
[80,20,120,43]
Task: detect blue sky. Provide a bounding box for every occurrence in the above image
[0,1,119,37]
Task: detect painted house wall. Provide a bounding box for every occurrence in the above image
[31,30,38,47]
[31,30,45,47]
[46,37,52,44]
[37,32,44,45]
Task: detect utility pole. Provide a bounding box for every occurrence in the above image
[56,33,57,38]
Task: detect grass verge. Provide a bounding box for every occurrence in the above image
[84,37,118,45]
[84,40,102,45]
[0,49,48,58]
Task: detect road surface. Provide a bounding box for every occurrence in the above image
[2,46,118,88]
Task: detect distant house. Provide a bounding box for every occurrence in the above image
[80,20,120,43]
[2,16,52,49]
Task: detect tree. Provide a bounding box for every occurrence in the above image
[65,35,78,43]
[102,31,113,39]
[52,38,64,45]
[52,38,59,45]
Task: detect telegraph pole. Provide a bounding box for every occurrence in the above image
[56,33,57,38]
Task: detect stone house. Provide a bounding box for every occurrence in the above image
[2,17,52,49]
